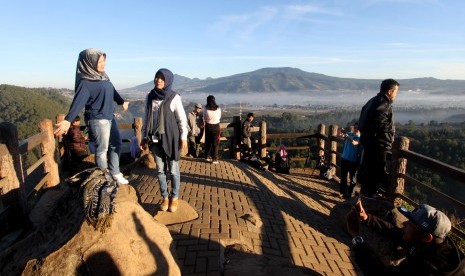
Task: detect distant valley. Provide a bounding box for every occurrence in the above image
[118,67,465,123]
[121,67,465,97]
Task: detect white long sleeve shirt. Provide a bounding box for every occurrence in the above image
[142,94,188,141]
[203,108,221,124]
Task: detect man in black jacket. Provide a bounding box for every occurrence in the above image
[358,79,399,196]
[346,201,465,275]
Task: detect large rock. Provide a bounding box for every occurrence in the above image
[0,177,180,275]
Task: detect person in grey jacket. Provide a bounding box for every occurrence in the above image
[187,103,204,158]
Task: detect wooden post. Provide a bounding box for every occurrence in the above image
[0,122,26,215]
[259,120,267,159]
[232,116,241,160]
[329,125,338,177]
[317,124,326,157]
[133,117,143,147]
[39,119,60,188]
[55,114,66,159]
[388,136,409,206]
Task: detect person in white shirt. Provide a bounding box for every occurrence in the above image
[203,95,221,164]
[142,68,187,212]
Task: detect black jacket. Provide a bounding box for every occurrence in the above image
[353,214,465,275]
[359,92,395,151]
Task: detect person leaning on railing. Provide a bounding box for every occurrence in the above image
[346,199,465,275]
[63,115,88,173]
[339,123,361,199]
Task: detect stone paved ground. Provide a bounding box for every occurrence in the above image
[129,158,361,276]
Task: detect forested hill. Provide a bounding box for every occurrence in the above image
[0,85,71,139]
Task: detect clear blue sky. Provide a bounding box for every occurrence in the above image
[1,0,465,89]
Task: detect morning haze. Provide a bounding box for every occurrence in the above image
[119,67,465,124]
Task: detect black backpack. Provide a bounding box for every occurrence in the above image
[316,156,331,180]
[275,152,290,174]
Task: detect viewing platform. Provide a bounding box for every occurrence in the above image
[1,117,464,275]
[130,157,358,275]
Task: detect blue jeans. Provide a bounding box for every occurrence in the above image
[152,143,180,199]
[87,118,122,175]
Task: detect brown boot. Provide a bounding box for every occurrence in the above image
[160,197,169,211]
[169,198,179,213]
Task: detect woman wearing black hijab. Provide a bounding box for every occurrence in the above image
[142,68,188,212]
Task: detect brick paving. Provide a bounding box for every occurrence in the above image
[129,158,361,275]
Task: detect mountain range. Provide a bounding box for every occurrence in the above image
[121,67,465,94]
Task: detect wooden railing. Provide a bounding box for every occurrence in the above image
[1,117,464,240]
[233,120,465,239]
[0,120,59,227]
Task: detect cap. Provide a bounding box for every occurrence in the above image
[195,103,202,109]
[398,204,451,239]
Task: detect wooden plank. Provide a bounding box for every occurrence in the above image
[219,122,236,129]
[402,174,465,211]
[401,150,465,184]
[452,226,465,241]
[27,173,50,197]
[395,192,465,240]
[267,146,310,151]
[26,155,47,176]
[267,133,315,139]
[333,136,345,144]
[18,132,47,154]
[289,157,308,162]
[395,193,419,207]
[118,123,133,130]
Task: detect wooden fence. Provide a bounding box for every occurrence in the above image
[0,120,59,231]
[256,121,465,239]
[1,117,464,239]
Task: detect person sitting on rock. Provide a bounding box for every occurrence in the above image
[346,200,465,275]
[64,116,88,173]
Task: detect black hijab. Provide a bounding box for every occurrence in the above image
[149,68,175,100]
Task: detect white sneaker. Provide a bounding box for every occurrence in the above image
[113,173,129,185]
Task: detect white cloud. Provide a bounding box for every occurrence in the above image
[361,0,440,7]
[284,4,342,18]
[211,6,278,40]
[209,3,342,43]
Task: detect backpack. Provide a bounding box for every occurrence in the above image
[275,151,290,174]
[316,156,331,180]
